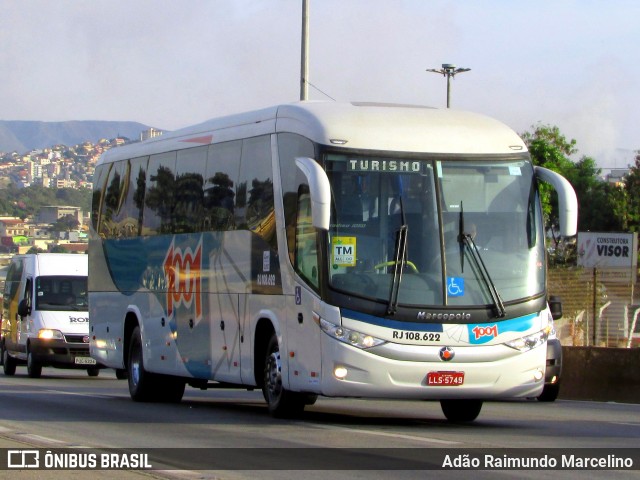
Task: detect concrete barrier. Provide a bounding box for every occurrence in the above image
[559,346,640,403]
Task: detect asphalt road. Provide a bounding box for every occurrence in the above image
[0,367,638,480]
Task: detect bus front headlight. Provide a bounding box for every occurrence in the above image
[319,318,386,349]
[504,329,548,352]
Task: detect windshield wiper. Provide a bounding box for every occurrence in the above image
[387,196,408,315]
[458,204,505,318]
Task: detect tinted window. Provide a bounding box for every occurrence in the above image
[204,141,241,231]
[175,147,207,233]
[143,152,177,235]
[237,136,275,247]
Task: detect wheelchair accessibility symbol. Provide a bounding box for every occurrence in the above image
[447,277,464,297]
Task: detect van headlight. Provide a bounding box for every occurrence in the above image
[319,318,386,349]
[504,329,548,352]
[38,329,64,340]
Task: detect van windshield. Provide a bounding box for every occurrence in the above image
[35,276,88,311]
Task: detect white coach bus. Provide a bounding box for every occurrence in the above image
[89,102,577,422]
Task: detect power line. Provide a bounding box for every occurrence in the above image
[307,81,336,101]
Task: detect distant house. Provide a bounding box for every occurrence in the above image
[0,217,27,237]
[37,206,83,226]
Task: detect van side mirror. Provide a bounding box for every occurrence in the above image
[18,299,31,317]
[548,295,563,320]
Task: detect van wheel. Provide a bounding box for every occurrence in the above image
[27,348,42,378]
[3,347,16,376]
[262,334,307,418]
[87,368,100,377]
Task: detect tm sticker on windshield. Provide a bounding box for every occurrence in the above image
[447,277,465,297]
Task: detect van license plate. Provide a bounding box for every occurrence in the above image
[75,357,97,365]
[427,371,464,386]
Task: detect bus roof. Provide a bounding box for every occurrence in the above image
[97,102,527,165]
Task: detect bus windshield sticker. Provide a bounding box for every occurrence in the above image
[509,166,522,176]
[332,237,356,267]
[447,277,464,297]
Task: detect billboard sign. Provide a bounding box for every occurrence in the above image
[577,232,638,269]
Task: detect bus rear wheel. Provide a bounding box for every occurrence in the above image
[127,326,185,403]
[440,399,483,423]
[262,334,310,418]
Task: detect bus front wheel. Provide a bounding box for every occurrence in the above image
[262,334,310,418]
[440,399,483,423]
[127,326,185,403]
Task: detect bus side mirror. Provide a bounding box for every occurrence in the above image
[295,157,331,230]
[534,166,578,237]
[548,295,563,320]
[18,299,31,318]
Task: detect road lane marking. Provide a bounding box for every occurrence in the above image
[306,423,460,445]
[44,389,113,398]
[19,434,66,445]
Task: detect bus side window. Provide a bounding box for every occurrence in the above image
[100,161,124,238]
[205,141,241,232]
[237,136,276,248]
[294,187,319,290]
[143,152,177,236]
[175,146,207,234]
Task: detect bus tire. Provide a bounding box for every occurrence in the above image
[27,347,42,378]
[440,399,483,423]
[128,326,159,402]
[262,334,307,418]
[87,368,100,377]
[2,345,16,376]
[537,383,560,402]
[127,326,185,403]
[115,369,128,380]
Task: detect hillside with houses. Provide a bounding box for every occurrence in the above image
[0,126,164,259]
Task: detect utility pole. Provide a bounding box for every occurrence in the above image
[426,64,471,108]
[300,0,309,101]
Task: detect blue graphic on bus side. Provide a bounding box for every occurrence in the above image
[447,277,464,297]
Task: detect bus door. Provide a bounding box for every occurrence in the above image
[286,282,322,392]
[286,191,323,392]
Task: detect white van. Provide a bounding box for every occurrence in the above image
[0,253,99,378]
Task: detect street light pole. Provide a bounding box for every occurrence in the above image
[426,63,471,108]
[300,0,309,101]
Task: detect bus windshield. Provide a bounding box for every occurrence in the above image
[325,153,545,309]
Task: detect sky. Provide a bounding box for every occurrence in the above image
[2,0,638,168]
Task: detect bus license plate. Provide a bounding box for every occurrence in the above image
[427,371,464,386]
[75,357,97,365]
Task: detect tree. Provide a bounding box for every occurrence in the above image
[521,124,577,228]
[521,124,627,235]
[623,151,640,233]
[49,214,80,234]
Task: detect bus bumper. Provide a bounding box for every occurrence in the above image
[317,334,546,399]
